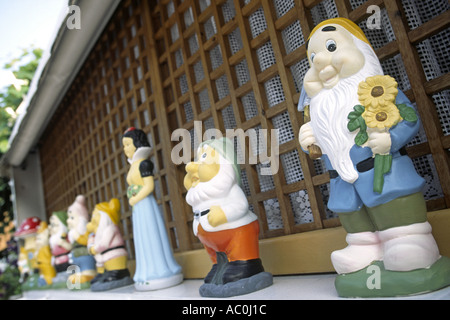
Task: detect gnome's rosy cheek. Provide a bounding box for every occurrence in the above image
[332,44,365,79]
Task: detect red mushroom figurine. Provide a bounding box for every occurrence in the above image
[14,217,41,238]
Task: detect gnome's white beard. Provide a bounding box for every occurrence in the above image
[309,39,384,183]
[93,212,113,246]
[49,225,68,248]
[68,216,88,244]
[186,158,236,208]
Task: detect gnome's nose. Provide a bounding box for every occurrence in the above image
[186,162,199,173]
[313,51,331,71]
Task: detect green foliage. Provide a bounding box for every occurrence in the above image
[0,47,42,299]
[0,47,43,154]
[0,47,42,236]
[347,104,368,146]
[0,240,21,300]
[397,103,418,123]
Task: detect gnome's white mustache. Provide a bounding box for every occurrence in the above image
[186,160,236,207]
[171,124,280,176]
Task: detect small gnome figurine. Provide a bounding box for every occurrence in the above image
[14,217,41,290]
[35,222,56,287]
[87,198,133,291]
[67,195,97,288]
[49,211,72,287]
[184,137,272,297]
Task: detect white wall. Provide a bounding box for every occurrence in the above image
[11,150,46,226]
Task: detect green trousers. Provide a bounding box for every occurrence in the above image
[338,192,427,233]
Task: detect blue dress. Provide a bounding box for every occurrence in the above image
[131,191,182,283]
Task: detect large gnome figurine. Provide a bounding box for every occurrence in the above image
[87,198,133,291]
[184,137,273,297]
[298,18,450,297]
[67,195,97,288]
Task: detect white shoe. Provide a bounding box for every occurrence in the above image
[379,222,440,271]
[331,232,383,274]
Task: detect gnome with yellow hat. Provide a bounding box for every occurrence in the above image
[298,18,450,297]
[35,221,56,287]
[86,198,133,291]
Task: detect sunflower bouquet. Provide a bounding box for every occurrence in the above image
[347,75,418,193]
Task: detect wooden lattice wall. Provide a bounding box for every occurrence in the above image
[39,0,450,263]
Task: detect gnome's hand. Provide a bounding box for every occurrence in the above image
[367,129,391,155]
[129,196,138,207]
[299,123,317,151]
[57,237,67,246]
[89,245,97,255]
[208,206,227,227]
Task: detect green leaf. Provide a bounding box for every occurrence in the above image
[348,111,360,120]
[347,118,359,132]
[347,104,368,145]
[354,104,365,114]
[397,104,418,123]
[359,117,367,131]
[355,130,368,146]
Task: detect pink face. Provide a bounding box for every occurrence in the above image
[303,24,365,97]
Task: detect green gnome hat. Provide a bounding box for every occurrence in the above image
[52,210,68,227]
[199,137,240,185]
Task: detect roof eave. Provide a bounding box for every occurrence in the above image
[1,0,121,172]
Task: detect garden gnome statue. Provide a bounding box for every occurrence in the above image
[14,217,41,290]
[298,17,450,297]
[67,195,97,288]
[184,137,273,297]
[35,221,56,287]
[87,198,133,291]
[122,127,183,291]
[49,211,72,287]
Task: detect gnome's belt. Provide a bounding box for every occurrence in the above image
[328,158,374,179]
[54,253,70,258]
[328,147,407,179]
[101,245,126,255]
[194,209,210,218]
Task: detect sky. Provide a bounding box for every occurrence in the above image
[0,0,68,90]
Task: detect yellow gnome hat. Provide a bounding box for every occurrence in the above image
[37,221,48,234]
[307,17,371,47]
[96,198,121,225]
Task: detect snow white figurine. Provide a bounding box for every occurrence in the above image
[122,127,183,291]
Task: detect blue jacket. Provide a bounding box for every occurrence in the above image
[319,90,425,212]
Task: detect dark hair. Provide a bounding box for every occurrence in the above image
[123,127,151,148]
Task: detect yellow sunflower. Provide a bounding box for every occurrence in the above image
[362,102,402,129]
[358,75,398,108]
